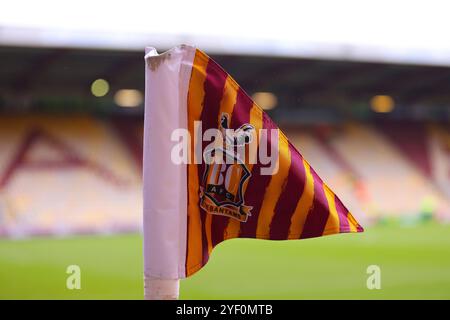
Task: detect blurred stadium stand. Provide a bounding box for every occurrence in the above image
[0,115,142,237]
[0,46,448,237]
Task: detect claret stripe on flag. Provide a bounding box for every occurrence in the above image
[269,145,307,240]
[255,132,291,238]
[197,55,228,266]
[339,196,363,233]
[287,159,315,239]
[334,193,351,232]
[186,50,209,276]
[300,168,331,239]
[239,113,278,238]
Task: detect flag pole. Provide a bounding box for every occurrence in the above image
[143,46,192,301]
[144,276,180,300]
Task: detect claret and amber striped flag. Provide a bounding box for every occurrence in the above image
[143,44,363,281]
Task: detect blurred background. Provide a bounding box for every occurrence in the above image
[0,0,449,299]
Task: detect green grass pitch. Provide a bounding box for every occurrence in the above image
[1,224,449,299]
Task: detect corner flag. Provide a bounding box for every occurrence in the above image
[143,45,363,285]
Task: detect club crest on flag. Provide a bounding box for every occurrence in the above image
[199,113,254,222]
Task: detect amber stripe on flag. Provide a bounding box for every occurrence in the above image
[186,50,209,276]
[323,183,341,235]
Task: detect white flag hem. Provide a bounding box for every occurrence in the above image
[143,45,196,279]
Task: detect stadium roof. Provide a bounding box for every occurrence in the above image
[0,46,449,123]
[1,0,450,66]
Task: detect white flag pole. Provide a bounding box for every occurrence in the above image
[144,277,180,300]
[143,45,195,300]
